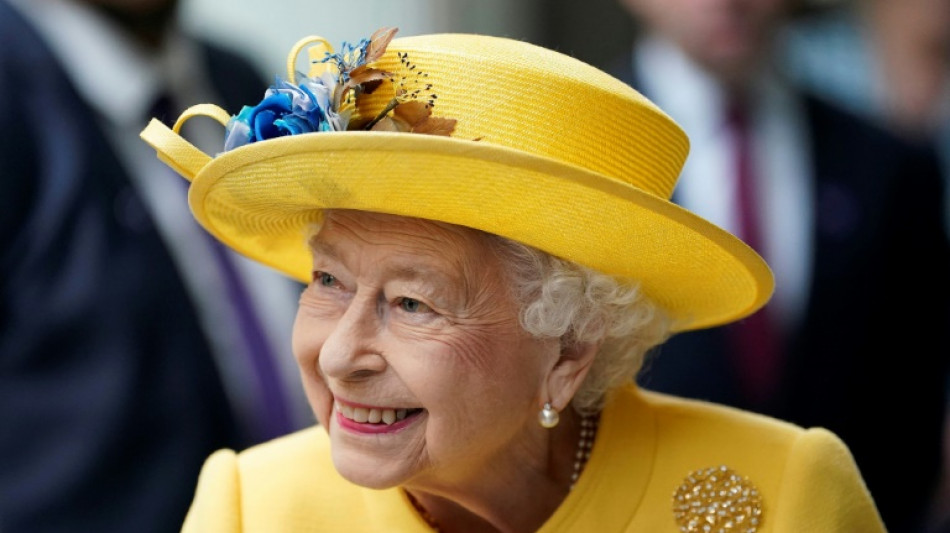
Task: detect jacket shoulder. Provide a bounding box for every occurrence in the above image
[639,387,806,438]
[182,427,361,532]
[237,427,361,512]
[633,388,886,532]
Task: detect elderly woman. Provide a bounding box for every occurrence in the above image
[142,28,886,532]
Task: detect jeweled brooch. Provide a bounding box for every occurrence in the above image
[672,465,763,533]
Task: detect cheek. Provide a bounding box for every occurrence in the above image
[443,326,522,376]
[414,330,553,456]
[291,308,319,371]
[434,324,550,400]
[292,307,334,426]
[443,297,536,378]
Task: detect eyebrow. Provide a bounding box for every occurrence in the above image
[308,238,340,261]
[308,237,461,289]
[388,264,457,288]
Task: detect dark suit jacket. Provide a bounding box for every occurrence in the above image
[0,2,270,531]
[611,50,950,533]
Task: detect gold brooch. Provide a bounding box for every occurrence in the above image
[672,465,763,533]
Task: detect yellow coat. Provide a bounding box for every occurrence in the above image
[181,385,887,532]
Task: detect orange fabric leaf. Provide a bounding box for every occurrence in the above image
[412,116,457,136]
[349,66,392,86]
[365,27,398,63]
[340,67,392,103]
[393,100,432,127]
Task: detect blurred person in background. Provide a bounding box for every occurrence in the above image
[610,0,950,531]
[782,0,950,236]
[0,0,307,531]
[783,7,950,527]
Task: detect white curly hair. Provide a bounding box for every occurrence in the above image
[485,234,673,415]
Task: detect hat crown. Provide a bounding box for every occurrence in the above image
[139,30,772,332]
[351,33,689,200]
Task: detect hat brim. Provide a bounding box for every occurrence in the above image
[190,131,773,332]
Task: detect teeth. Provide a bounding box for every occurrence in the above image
[337,402,415,425]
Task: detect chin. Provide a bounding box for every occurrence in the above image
[330,446,408,489]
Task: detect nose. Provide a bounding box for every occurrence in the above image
[317,292,387,381]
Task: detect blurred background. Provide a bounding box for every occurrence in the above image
[179,0,821,85]
[182,0,544,77]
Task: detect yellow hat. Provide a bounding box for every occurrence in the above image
[140,29,773,332]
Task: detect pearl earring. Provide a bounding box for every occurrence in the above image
[538,402,560,428]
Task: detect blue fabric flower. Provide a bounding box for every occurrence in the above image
[219,28,455,151]
[224,72,343,151]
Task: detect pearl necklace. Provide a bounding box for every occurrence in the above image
[570,414,599,490]
[406,491,442,532]
[407,413,600,530]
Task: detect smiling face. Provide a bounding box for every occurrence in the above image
[292,210,561,489]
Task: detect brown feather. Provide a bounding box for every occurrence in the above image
[365,27,398,63]
[393,100,432,127]
[412,116,457,136]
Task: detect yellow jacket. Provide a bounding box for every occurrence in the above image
[182,385,886,532]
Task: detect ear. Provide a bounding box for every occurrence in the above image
[541,339,601,412]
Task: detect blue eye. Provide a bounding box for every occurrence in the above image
[315,271,337,287]
[398,298,429,313]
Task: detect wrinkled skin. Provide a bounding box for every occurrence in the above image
[292,210,594,531]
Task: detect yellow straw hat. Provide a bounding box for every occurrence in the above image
[140,29,773,332]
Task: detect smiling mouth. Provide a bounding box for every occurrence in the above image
[336,403,424,426]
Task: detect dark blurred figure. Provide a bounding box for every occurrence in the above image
[0,0,307,531]
[783,0,950,235]
[610,0,950,531]
[783,4,950,532]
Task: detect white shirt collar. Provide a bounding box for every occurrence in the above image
[634,34,729,147]
[633,34,814,328]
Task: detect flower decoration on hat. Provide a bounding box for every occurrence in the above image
[223,27,457,152]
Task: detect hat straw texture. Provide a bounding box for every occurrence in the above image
[141,32,774,332]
